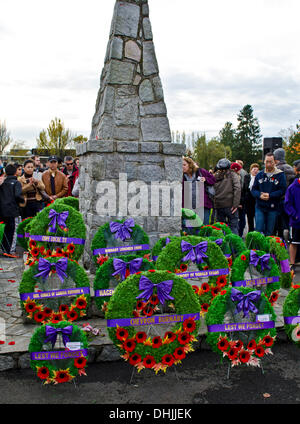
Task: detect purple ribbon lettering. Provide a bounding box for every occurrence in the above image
[232,276,280,288]
[25,233,85,245]
[107,312,200,328]
[93,244,149,256]
[20,287,90,301]
[30,349,88,361]
[176,268,229,279]
[207,321,275,333]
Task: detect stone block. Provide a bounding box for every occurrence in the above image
[86,140,115,153]
[164,156,183,181]
[137,164,163,182]
[141,116,172,142]
[114,126,140,141]
[112,2,140,38]
[140,101,167,117]
[107,60,135,85]
[116,141,139,153]
[18,353,30,369]
[162,143,186,155]
[139,79,154,103]
[96,345,121,362]
[115,96,139,127]
[143,18,153,40]
[99,86,115,117]
[0,355,15,371]
[152,75,164,101]
[125,40,141,62]
[158,217,181,232]
[96,115,114,140]
[110,37,123,60]
[140,142,161,153]
[143,41,159,76]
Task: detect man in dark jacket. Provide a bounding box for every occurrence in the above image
[251,152,286,236]
[0,163,24,256]
[285,163,300,271]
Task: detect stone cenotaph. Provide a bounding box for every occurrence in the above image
[76,0,185,270]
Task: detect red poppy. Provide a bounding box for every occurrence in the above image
[262,335,274,348]
[211,286,220,297]
[39,246,45,255]
[67,243,75,254]
[56,247,63,255]
[8,341,15,346]
[217,337,229,352]
[178,331,191,345]
[227,257,233,267]
[29,239,37,248]
[136,300,145,311]
[148,269,156,273]
[135,332,147,343]
[45,249,52,257]
[201,303,209,313]
[180,263,188,272]
[164,331,176,343]
[162,354,175,367]
[183,318,196,333]
[152,336,162,349]
[58,304,69,314]
[0,341,5,345]
[31,247,40,257]
[227,347,239,360]
[239,350,251,363]
[241,254,247,261]
[269,292,279,304]
[129,353,142,366]
[66,310,78,322]
[74,357,87,369]
[203,265,209,270]
[123,339,136,353]
[124,268,130,279]
[201,283,210,293]
[75,297,87,310]
[216,276,227,288]
[247,339,257,350]
[53,370,73,384]
[149,294,159,306]
[173,347,186,360]
[116,327,128,342]
[132,310,140,318]
[234,340,244,351]
[25,301,37,314]
[143,355,156,368]
[255,346,265,358]
[192,285,199,294]
[33,311,46,323]
[142,305,153,317]
[37,366,50,380]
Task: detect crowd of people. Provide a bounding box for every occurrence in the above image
[0,155,79,258]
[182,148,300,272]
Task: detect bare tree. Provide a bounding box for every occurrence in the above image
[0,120,12,155]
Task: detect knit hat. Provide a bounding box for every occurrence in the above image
[273,148,285,161]
[230,162,242,172]
[217,158,231,170]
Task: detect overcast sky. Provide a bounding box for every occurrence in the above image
[1,0,300,148]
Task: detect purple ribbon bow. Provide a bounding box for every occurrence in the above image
[44,325,73,348]
[48,209,69,233]
[34,257,68,283]
[214,239,223,246]
[249,250,271,272]
[181,240,208,264]
[136,275,174,305]
[112,257,143,281]
[231,288,261,317]
[109,218,135,242]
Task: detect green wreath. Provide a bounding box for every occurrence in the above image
[245,231,269,252]
[29,321,89,384]
[151,236,177,262]
[199,222,232,237]
[205,286,277,367]
[282,286,300,346]
[93,255,153,313]
[25,203,86,261]
[53,196,79,211]
[106,270,201,373]
[230,250,280,305]
[181,208,203,236]
[155,236,229,314]
[266,236,292,289]
[0,221,5,248]
[16,217,33,250]
[91,218,150,267]
[19,256,91,324]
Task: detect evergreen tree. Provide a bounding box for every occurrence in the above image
[219,121,236,154]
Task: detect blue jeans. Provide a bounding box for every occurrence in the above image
[216,207,239,235]
[203,208,211,225]
[255,207,278,236]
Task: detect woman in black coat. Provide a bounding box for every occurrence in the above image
[241,163,260,233]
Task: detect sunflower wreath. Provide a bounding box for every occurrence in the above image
[91,218,150,268]
[93,255,153,313]
[106,270,201,374]
[230,250,281,306]
[155,236,229,315]
[205,286,277,368]
[16,217,33,250]
[25,203,86,261]
[19,256,91,324]
[266,236,292,289]
[181,208,203,236]
[54,196,79,211]
[282,286,300,346]
[29,321,89,384]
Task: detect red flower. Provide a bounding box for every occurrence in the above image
[152,336,162,349]
[164,331,176,343]
[227,347,239,360]
[33,311,46,323]
[37,366,50,380]
[178,331,191,345]
[25,300,37,314]
[247,339,257,351]
[211,286,220,297]
[67,243,75,254]
[75,297,87,310]
[8,341,15,346]
[183,318,196,333]
[201,303,209,313]
[255,345,265,358]
[262,335,274,348]
[149,294,159,306]
[56,247,63,255]
[173,347,186,360]
[58,304,69,314]
[180,263,188,272]
[74,357,87,369]
[162,354,175,367]
[142,305,153,317]
[148,269,156,273]
[135,332,147,343]
[66,310,78,322]
[123,339,136,353]
[216,275,227,288]
[116,327,128,342]
[132,310,140,318]
[129,353,142,366]
[192,285,200,294]
[143,355,156,368]
[239,350,251,363]
[53,370,73,384]
[31,247,40,257]
[227,257,233,267]
[29,239,37,248]
[201,282,210,293]
[217,337,229,352]
[241,254,247,261]
[234,340,244,351]
[269,291,279,304]
[136,300,145,311]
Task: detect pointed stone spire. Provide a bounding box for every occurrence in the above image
[90,0,171,144]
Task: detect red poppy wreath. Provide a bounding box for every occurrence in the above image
[106,270,201,374]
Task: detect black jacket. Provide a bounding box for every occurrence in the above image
[0,176,24,217]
